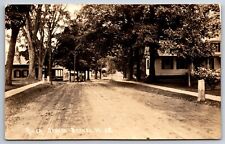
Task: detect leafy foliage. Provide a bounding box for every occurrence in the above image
[14,4,220,83]
[5,5,31,29]
[159,4,221,60]
[191,67,221,89]
[5,5,32,85]
[54,4,220,81]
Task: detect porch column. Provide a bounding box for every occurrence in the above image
[188,62,194,87]
[206,58,210,69]
[173,57,176,69]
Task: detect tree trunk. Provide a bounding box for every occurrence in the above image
[99,69,102,79]
[46,27,53,84]
[38,62,43,81]
[123,66,127,79]
[147,48,157,83]
[73,54,76,82]
[30,5,42,80]
[24,14,36,80]
[27,44,36,79]
[69,70,71,82]
[128,65,134,80]
[95,68,98,79]
[48,49,52,85]
[87,69,90,80]
[136,58,141,81]
[135,48,142,81]
[5,27,20,86]
[37,50,47,81]
[127,49,134,80]
[37,28,45,81]
[47,36,52,84]
[76,70,79,82]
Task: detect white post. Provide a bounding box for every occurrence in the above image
[47,76,50,82]
[197,79,205,101]
[42,74,45,82]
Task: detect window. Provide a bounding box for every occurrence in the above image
[215,43,220,52]
[176,58,188,69]
[22,70,28,77]
[161,57,174,69]
[14,70,21,78]
[55,69,63,77]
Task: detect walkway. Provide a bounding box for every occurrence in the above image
[5,81,45,99]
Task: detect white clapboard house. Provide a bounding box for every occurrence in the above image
[144,37,221,82]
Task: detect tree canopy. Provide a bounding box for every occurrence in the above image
[53,4,220,82]
[6,4,220,84]
[5,5,32,85]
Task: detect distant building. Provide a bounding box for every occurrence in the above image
[11,47,30,80]
[10,47,65,81]
[12,64,29,80]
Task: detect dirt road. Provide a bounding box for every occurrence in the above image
[5,80,221,139]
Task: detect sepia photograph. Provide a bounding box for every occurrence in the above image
[4,4,221,140]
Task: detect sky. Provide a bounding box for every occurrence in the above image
[65,4,83,15]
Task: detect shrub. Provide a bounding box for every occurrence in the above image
[191,67,221,90]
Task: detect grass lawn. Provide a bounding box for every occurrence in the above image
[153,80,221,96]
[110,80,220,107]
[5,80,39,92]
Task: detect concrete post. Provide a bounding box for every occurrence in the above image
[42,74,45,82]
[197,79,205,101]
[47,76,50,82]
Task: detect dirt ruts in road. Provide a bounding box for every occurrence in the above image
[5,81,221,139]
[5,82,91,139]
[82,81,221,139]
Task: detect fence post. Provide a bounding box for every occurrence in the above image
[197,79,205,101]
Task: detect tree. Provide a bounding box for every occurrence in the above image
[44,5,70,84]
[54,27,76,71]
[159,4,221,86]
[5,5,31,85]
[108,5,159,81]
[22,4,42,80]
[160,4,220,60]
[54,25,94,81]
[22,4,70,82]
[112,5,220,82]
[55,4,220,84]
[77,5,116,79]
